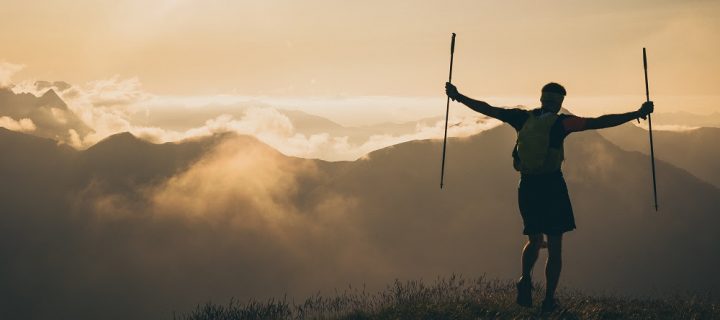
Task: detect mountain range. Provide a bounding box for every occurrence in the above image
[600,123,720,188]
[649,111,720,128]
[1,87,719,319]
[0,87,92,142]
[1,116,719,319]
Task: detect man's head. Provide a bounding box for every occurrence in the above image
[540,82,566,113]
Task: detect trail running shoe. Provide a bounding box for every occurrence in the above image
[516,280,533,307]
[541,298,560,313]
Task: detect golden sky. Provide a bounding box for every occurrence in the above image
[1,1,718,95]
[0,0,718,136]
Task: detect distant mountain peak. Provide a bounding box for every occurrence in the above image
[86,132,148,151]
[40,88,59,98]
[102,131,141,143]
[38,88,67,109]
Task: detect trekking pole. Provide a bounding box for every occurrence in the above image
[440,33,456,189]
[643,47,658,211]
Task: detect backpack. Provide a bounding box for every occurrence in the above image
[512,111,564,174]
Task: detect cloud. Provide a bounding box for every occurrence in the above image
[0,61,24,87]
[11,76,153,147]
[634,123,701,132]
[8,71,499,159]
[60,76,150,139]
[78,76,150,109]
[6,76,150,147]
[157,111,495,161]
[126,109,498,161]
[150,135,310,223]
[0,116,36,132]
[44,85,497,160]
[34,80,72,92]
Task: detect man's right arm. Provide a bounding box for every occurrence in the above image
[583,101,654,130]
[446,82,503,119]
[456,94,503,119]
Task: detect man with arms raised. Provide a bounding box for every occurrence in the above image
[445,82,653,313]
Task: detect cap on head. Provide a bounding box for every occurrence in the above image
[540,82,566,113]
[542,82,566,96]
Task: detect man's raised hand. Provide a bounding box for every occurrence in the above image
[638,101,654,120]
[445,82,460,101]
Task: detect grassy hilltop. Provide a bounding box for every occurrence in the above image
[174,275,719,320]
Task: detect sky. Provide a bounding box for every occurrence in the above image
[2,3,720,318]
[1,0,719,144]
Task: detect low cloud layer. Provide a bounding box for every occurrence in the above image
[5,68,497,160]
[0,116,35,132]
[130,110,497,161]
[5,64,718,162]
[634,123,701,132]
[11,75,150,148]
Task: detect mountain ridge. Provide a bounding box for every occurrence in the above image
[0,86,92,143]
[600,123,720,188]
[0,117,719,320]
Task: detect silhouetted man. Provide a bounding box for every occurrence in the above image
[445,82,653,313]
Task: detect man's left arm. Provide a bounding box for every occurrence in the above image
[574,101,654,131]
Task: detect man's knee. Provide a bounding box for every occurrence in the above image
[527,234,544,249]
[546,234,563,259]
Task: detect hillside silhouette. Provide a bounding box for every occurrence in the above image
[0,119,718,319]
[650,111,720,128]
[600,123,720,188]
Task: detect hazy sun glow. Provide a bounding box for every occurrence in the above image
[1,0,719,156]
[2,1,719,98]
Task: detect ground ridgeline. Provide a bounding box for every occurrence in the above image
[175,275,719,320]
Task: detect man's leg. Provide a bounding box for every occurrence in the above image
[544,233,563,302]
[520,233,543,283]
[517,233,543,307]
